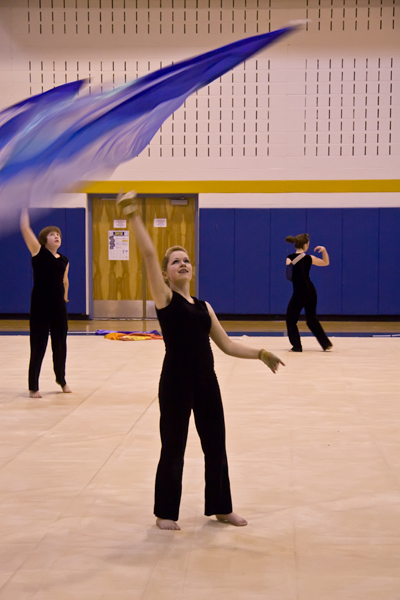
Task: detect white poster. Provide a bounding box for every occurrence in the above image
[113,219,126,228]
[108,230,129,260]
[154,218,167,228]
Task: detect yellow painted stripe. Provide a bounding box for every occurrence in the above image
[82,180,400,194]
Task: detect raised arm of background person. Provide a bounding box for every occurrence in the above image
[64,263,70,302]
[20,209,41,257]
[311,246,330,266]
[129,211,172,310]
[206,302,284,373]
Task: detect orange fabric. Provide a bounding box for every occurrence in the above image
[104,332,162,341]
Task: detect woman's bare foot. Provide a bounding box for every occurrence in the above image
[62,384,72,393]
[156,518,180,530]
[29,390,42,398]
[216,512,248,527]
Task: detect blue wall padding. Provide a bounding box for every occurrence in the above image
[0,208,86,315]
[199,209,235,313]
[269,209,307,314]
[2,206,399,317]
[342,209,379,314]
[234,210,271,313]
[0,227,32,312]
[199,207,400,316]
[307,209,343,314]
[64,209,86,315]
[378,208,400,315]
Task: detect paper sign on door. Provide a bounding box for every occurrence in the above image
[108,230,129,260]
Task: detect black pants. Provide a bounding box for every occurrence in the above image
[29,307,68,392]
[154,371,232,521]
[286,289,331,351]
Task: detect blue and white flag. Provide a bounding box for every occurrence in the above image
[0,25,298,232]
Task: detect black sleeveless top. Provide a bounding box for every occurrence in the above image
[288,253,314,293]
[31,245,68,313]
[156,291,214,376]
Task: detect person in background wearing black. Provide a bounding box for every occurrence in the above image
[20,209,72,398]
[285,233,332,353]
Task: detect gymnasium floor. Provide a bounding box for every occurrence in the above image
[0,319,400,599]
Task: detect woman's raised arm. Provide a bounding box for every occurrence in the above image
[118,192,172,309]
[311,245,329,266]
[20,209,41,257]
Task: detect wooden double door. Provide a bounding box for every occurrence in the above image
[92,196,196,318]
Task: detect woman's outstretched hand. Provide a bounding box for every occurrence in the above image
[314,245,326,253]
[116,190,139,215]
[258,350,285,373]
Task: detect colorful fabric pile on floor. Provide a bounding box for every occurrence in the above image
[96,330,162,341]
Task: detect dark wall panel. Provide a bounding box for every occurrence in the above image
[270,209,307,314]
[0,228,32,313]
[234,209,271,313]
[342,209,379,314]
[199,209,235,313]
[378,208,400,315]
[64,209,86,314]
[306,209,343,314]
[198,207,399,317]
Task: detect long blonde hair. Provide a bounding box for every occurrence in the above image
[161,246,190,287]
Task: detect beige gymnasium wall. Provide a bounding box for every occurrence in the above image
[0,0,399,209]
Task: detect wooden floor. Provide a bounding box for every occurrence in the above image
[1,318,400,334]
[0,326,400,599]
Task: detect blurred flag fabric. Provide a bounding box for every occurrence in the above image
[0,25,298,233]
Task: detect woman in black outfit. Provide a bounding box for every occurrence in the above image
[118,191,284,530]
[20,209,72,398]
[285,233,332,353]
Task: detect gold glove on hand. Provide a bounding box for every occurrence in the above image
[258,349,285,373]
[116,190,139,216]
